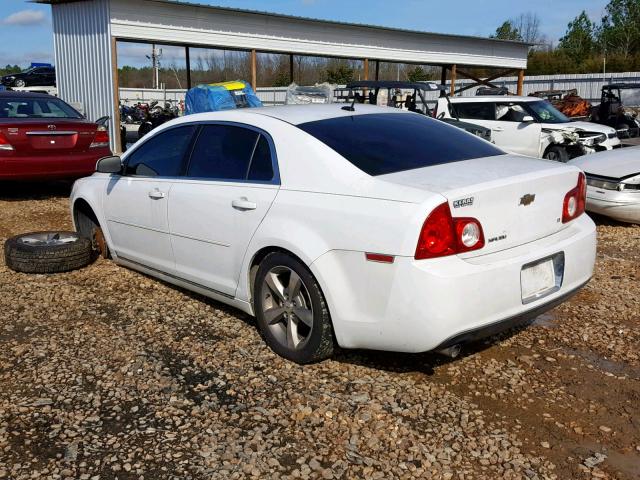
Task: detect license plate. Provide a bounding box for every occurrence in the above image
[521,259,556,301]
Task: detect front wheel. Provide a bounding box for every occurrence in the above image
[254,252,335,364]
[543,145,569,163]
[14,79,26,88]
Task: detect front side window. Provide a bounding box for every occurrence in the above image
[187,125,275,182]
[495,103,529,122]
[298,113,503,176]
[124,125,197,177]
[450,102,495,120]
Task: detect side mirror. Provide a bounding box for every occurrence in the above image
[522,115,535,122]
[96,155,122,174]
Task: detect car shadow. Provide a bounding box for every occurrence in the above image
[0,180,73,201]
[332,323,531,376]
[589,212,637,227]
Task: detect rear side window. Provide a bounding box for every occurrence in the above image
[450,102,495,120]
[124,125,197,176]
[298,113,503,176]
[187,125,274,182]
[248,135,274,181]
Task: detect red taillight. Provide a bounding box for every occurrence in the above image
[90,127,109,148]
[0,132,14,152]
[562,172,586,223]
[415,202,485,260]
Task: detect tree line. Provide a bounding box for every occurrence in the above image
[494,0,640,74]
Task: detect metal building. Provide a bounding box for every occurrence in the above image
[38,0,531,152]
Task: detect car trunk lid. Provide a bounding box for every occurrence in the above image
[0,119,98,155]
[378,154,582,256]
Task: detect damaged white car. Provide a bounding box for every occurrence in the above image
[436,96,620,161]
[570,146,640,224]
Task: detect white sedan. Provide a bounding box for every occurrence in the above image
[70,104,596,363]
[570,146,640,224]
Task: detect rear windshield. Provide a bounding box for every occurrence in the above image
[0,97,82,119]
[298,113,503,176]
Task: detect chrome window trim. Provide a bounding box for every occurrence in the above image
[121,121,281,186]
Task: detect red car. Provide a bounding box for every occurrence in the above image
[0,91,111,180]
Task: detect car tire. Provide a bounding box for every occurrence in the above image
[4,231,93,274]
[14,79,26,88]
[543,145,569,163]
[254,252,335,364]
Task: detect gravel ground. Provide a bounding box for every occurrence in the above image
[0,182,639,480]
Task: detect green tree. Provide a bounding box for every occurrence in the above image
[406,66,429,82]
[558,11,596,63]
[0,64,21,76]
[325,65,354,84]
[598,0,640,58]
[491,21,523,41]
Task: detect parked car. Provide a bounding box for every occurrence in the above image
[529,89,592,119]
[570,146,640,224]
[591,83,640,138]
[436,95,620,161]
[341,81,492,142]
[70,104,596,364]
[1,66,56,88]
[0,91,111,180]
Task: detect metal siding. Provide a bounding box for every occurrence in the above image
[448,71,640,102]
[52,0,117,151]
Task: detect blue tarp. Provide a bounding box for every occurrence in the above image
[185,81,262,115]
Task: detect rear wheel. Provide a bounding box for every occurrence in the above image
[254,252,335,364]
[543,145,569,163]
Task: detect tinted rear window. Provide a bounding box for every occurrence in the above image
[298,113,503,176]
[0,96,82,119]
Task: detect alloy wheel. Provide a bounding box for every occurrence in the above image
[260,265,314,350]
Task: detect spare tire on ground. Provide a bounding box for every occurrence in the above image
[4,231,94,274]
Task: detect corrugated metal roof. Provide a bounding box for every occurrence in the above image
[36,0,534,46]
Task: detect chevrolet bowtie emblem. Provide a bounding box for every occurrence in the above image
[519,194,536,206]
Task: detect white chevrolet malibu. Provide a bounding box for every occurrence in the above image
[70,104,596,363]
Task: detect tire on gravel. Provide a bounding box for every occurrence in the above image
[254,252,336,364]
[4,231,93,274]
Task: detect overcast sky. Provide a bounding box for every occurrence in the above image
[0,0,610,69]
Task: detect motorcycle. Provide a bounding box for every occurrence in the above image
[137,101,179,139]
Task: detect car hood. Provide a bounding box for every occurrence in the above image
[570,146,640,178]
[543,121,616,135]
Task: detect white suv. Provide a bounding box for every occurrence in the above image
[436,96,620,161]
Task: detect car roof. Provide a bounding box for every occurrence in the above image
[447,95,540,103]
[246,103,406,125]
[0,91,56,99]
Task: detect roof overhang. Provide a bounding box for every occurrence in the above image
[43,0,530,69]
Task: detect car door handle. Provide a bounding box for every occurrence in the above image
[148,190,166,199]
[492,127,504,132]
[232,197,257,210]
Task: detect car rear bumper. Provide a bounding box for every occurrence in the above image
[311,214,596,353]
[0,150,110,180]
[585,188,640,223]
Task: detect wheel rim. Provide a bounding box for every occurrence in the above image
[15,80,25,87]
[261,266,313,351]
[18,232,77,246]
[545,151,559,160]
